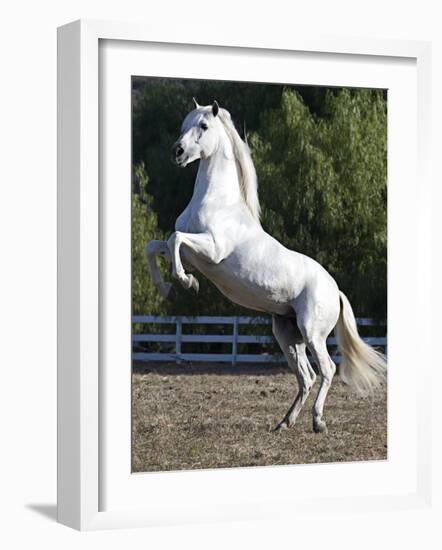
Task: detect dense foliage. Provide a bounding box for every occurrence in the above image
[132,78,387,319]
[131,163,167,317]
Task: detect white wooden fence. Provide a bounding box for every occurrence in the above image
[132,315,386,365]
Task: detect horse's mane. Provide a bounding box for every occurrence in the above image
[218,109,261,222]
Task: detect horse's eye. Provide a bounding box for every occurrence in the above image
[200,122,208,131]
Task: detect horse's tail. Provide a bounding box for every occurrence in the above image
[335,291,387,396]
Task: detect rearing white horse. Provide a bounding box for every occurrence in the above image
[146,99,386,433]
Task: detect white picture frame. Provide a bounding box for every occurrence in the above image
[57,19,432,531]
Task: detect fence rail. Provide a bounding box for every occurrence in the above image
[132,315,386,365]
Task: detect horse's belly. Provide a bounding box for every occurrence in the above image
[214,279,293,315]
[186,253,294,316]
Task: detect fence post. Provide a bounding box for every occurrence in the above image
[232,316,238,366]
[176,317,182,364]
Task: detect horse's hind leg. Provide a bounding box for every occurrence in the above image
[306,337,336,433]
[272,316,316,430]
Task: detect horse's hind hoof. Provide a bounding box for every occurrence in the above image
[313,419,328,434]
[274,419,289,432]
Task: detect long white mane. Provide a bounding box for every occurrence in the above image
[218,109,261,222]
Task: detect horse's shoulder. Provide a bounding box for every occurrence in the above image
[175,203,192,231]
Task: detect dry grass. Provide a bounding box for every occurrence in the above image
[132,362,387,473]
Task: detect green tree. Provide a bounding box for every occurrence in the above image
[132,163,168,320]
[250,88,387,317]
[131,79,387,319]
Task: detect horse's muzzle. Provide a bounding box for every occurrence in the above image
[171,142,185,165]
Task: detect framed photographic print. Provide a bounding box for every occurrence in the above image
[57,19,432,530]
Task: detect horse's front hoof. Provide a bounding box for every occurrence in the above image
[159,282,175,301]
[166,285,177,302]
[188,274,199,293]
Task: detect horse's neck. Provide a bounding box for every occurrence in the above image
[193,148,242,207]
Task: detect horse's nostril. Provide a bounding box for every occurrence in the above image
[176,146,184,157]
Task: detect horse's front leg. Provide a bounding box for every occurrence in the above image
[144,240,173,299]
[167,231,220,292]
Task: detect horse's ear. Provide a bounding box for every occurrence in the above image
[192,97,200,109]
[212,100,219,117]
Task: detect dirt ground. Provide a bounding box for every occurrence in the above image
[132,362,387,473]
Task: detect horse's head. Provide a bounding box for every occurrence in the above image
[172,99,224,167]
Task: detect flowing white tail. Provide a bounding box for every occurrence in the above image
[335,291,387,396]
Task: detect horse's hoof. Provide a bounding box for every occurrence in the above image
[167,285,177,302]
[313,419,328,434]
[274,419,289,432]
[159,282,174,300]
[160,283,176,302]
[188,274,199,293]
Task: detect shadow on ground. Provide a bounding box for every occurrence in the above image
[133,360,290,376]
[26,504,57,522]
